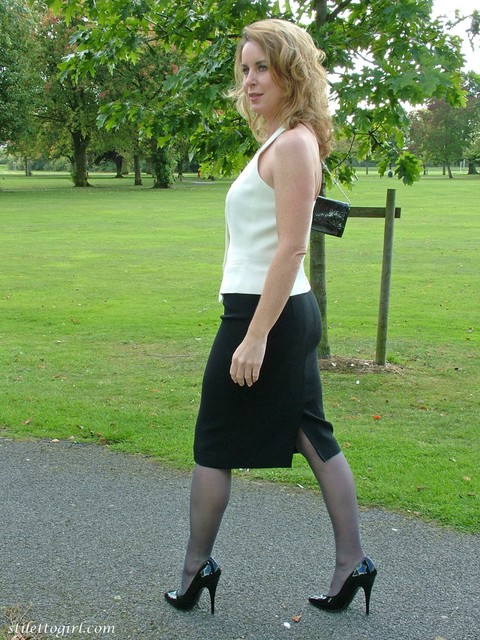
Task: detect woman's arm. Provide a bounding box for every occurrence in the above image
[230,126,321,387]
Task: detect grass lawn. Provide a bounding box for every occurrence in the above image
[0,168,478,533]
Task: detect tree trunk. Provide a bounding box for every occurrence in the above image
[315,0,328,28]
[310,231,330,358]
[467,160,478,175]
[25,157,32,177]
[71,130,91,187]
[446,160,453,179]
[114,155,123,178]
[133,153,142,186]
[151,142,172,189]
[311,0,331,358]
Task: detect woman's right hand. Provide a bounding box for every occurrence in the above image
[230,334,267,387]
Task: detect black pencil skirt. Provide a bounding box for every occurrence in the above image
[194,290,341,469]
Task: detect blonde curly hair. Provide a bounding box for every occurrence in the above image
[230,18,333,159]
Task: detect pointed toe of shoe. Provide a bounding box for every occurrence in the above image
[309,594,343,611]
[164,590,180,607]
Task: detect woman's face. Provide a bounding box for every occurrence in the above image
[240,40,286,122]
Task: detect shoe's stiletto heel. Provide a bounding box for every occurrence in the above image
[309,556,377,614]
[165,557,221,614]
[207,578,219,615]
[363,578,374,615]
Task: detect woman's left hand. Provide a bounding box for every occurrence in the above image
[230,335,267,387]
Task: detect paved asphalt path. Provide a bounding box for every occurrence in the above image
[1,437,478,640]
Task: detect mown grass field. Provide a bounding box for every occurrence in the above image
[0,168,478,532]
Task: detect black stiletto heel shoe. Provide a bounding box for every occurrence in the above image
[165,558,221,614]
[309,556,377,614]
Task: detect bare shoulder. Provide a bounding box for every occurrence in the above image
[260,124,319,190]
[274,124,319,167]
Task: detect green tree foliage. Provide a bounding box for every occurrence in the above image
[46,0,277,175]
[34,10,102,186]
[463,72,480,174]
[408,73,480,177]
[307,0,466,182]
[0,0,40,145]
[95,47,184,188]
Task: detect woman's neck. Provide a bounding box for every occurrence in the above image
[264,113,284,139]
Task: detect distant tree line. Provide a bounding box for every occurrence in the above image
[408,75,480,177]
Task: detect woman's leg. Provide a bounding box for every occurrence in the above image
[296,429,365,596]
[179,464,232,594]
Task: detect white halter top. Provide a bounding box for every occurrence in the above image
[219,127,311,297]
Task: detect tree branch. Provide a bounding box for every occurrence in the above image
[328,0,355,22]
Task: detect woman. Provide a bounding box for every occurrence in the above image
[165,18,376,616]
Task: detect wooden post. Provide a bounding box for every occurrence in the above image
[375,189,396,365]
[313,196,400,364]
[310,230,331,358]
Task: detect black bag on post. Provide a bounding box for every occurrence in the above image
[311,196,350,237]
